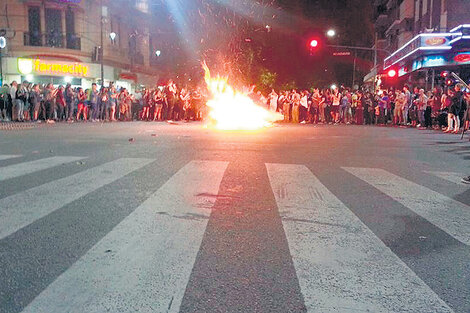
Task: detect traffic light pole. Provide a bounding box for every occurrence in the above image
[327,44,392,90]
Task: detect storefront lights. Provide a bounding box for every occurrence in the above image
[0,36,6,49]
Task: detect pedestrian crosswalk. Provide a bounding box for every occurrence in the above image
[0,158,154,240]
[0,156,467,312]
[425,170,463,184]
[266,164,453,313]
[21,160,228,313]
[343,167,470,246]
[0,156,85,181]
[0,154,22,161]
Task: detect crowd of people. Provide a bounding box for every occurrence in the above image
[266,84,470,133]
[0,79,469,134]
[0,80,208,124]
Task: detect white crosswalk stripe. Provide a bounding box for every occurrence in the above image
[266,163,453,313]
[0,155,22,161]
[0,158,154,240]
[0,156,85,181]
[425,170,463,184]
[21,160,228,313]
[343,167,470,246]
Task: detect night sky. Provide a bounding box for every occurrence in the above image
[146,0,374,89]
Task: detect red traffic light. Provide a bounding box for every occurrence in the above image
[310,39,319,48]
[387,69,397,78]
[445,78,455,86]
[441,71,450,78]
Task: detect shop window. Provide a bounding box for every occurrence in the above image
[27,7,41,46]
[45,8,63,48]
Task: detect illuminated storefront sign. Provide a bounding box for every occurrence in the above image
[384,24,470,69]
[411,52,470,71]
[17,58,89,77]
[454,52,470,64]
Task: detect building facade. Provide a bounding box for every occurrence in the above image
[365,0,470,87]
[0,0,161,91]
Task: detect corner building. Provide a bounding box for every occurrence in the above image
[365,0,470,87]
[0,0,159,91]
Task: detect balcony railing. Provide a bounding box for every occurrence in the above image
[24,32,81,50]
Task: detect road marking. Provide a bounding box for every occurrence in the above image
[0,155,22,161]
[0,158,154,240]
[266,163,453,313]
[21,160,228,313]
[0,156,85,181]
[425,170,463,184]
[344,167,470,246]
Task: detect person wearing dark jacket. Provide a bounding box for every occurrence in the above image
[445,85,463,133]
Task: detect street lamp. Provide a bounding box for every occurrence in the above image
[327,29,336,37]
[0,36,6,85]
[155,50,161,57]
[109,32,117,43]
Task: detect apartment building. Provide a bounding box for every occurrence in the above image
[0,0,161,90]
[365,0,470,86]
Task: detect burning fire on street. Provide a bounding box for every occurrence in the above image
[202,62,282,131]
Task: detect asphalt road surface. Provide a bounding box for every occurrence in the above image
[0,121,469,313]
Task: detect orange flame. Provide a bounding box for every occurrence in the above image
[202,61,282,130]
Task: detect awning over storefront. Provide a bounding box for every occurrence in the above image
[383,24,470,71]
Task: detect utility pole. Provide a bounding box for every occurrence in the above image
[352,50,357,89]
[0,36,6,85]
[100,0,105,87]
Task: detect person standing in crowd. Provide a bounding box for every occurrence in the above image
[141,89,150,121]
[331,88,341,123]
[56,85,66,121]
[153,89,165,121]
[15,82,28,122]
[340,91,350,124]
[280,91,289,122]
[0,83,10,121]
[268,89,278,112]
[75,87,87,121]
[88,83,100,122]
[192,87,203,121]
[403,85,411,125]
[30,84,41,122]
[424,90,433,129]
[179,88,190,121]
[166,80,178,121]
[416,89,428,128]
[393,89,405,125]
[119,88,131,121]
[47,84,58,123]
[351,91,359,124]
[355,91,364,125]
[299,90,308,123]
[291,89,300,123]
[64,83,74,122]
[445,85,463,133]
[98,87,108,120]
[310,88,321,124]
[10,81,18,121]
[108,86,117,121]
[378,91,389,125]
